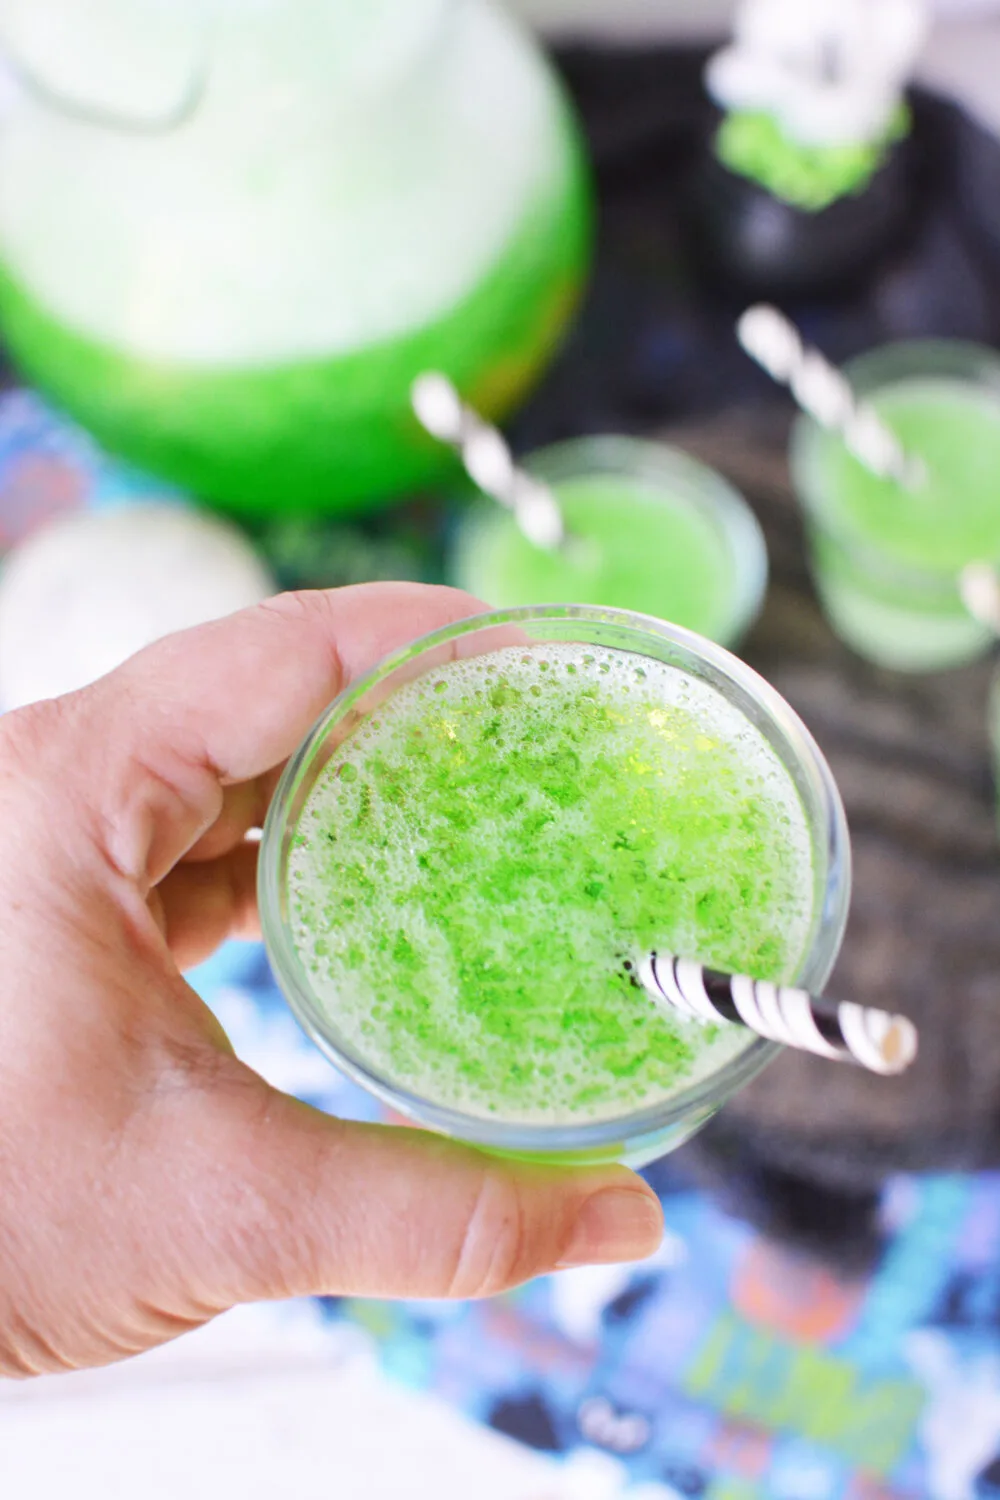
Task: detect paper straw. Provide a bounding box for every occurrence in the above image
[959,562,1000,634]
[737,303,1000,634]
[634,952,918,1077]
[411,372,566,550]
[736,304,924,489]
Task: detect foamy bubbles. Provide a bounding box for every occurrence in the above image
[287,643,815,1125]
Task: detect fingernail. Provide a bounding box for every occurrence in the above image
[557,1188,663,1269]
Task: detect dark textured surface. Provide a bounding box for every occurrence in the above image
[669,409,1000,1194]
[517,47,1000,1235]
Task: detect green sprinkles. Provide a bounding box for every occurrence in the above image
[287,644,814,1125]
[716,105,910,212]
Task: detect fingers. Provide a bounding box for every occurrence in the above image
[181,777,273,864]
[155,842,261,969]
[66,584,483,888]
[173,1070,664,1305]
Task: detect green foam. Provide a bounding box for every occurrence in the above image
[816,378,1000,570]
[451,475,734,641]
[715,105,909,213]
[288,644,814,1124]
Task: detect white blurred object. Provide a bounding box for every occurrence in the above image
[550,1264,639,1346]
[705,0,929,146]
[549,1233,687,1346]
[0,1304,568,1500]
[558,1449,630,1500]
[0,503,274,711]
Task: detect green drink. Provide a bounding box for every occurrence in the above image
[261,607,850,1167]
[792,341,1000,671]
[450,438,767,648]
[0,1,589,519]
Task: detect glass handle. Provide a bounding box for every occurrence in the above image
[0,0,211,135]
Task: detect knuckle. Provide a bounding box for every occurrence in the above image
[145,1060,312,1304]
[257,591,346,692]
[0,1342,47,1379]
[0,697,68,783]
[148,1027,246,1105]
[258,590,325,628]
[448,1170,532,1300]
[0,1307,78,1379]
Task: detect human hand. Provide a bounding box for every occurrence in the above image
[0,583,662,1376]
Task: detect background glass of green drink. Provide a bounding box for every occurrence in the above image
[791,340,1000,672]
[449,437,768,649]
[260,605,851,1169]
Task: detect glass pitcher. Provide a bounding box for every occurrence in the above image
[0,0,590,518]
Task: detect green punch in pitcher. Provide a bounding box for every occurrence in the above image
[0,0,590,517]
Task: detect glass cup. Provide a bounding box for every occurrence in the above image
[990,664,1000,838]
[260,604,851,1169]
[450,436,768,650]
[791,340,1000,672]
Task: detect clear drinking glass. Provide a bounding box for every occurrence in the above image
[791,340,1000,672]
[449,436,769,650]
[259,604,851,1168]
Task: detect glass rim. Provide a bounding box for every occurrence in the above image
[259,603,851,1154]
[455,433,768,649]
[790,337,1000,590]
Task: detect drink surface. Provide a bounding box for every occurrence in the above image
[287,643,814,1125]
[815,378,1000,570]
[451,476,734,641]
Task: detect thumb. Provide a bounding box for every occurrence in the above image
[172,1065,664,1304]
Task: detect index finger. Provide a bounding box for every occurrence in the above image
[61,584,484,887]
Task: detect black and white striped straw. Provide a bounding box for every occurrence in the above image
[636,952,918,1077]
[411,372,566,551]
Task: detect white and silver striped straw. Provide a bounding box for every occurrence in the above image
[959,561,1000,635]
[411,372,566,551]
[635,952,918,1077]
[737,303,1000,634]
[736,303,925,490]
